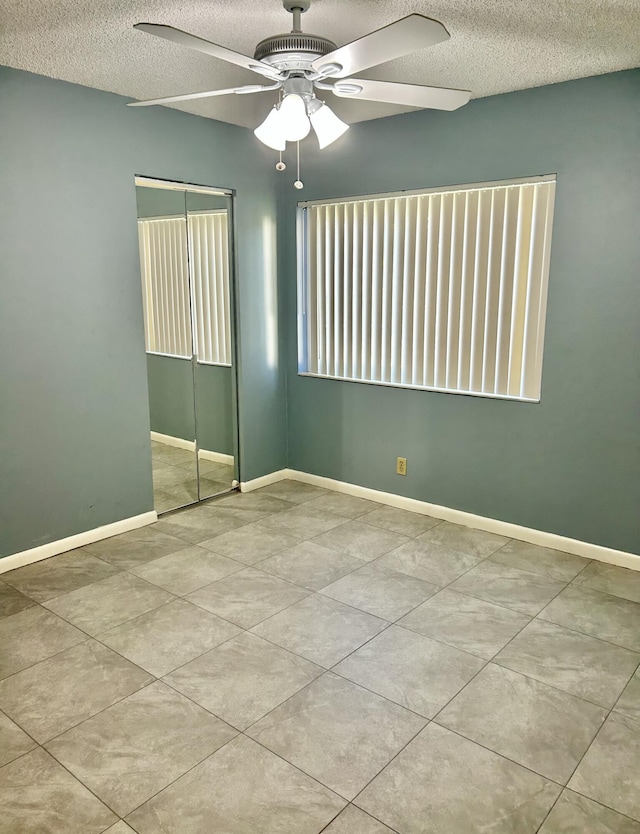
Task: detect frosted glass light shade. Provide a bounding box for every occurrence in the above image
[254,107,286,151]
[278,94,310,142]
[309,103,349,149]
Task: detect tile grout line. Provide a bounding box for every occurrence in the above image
[535,612,640,654]
[18,504,340,640]
[250,527,538,673]
[3,487,640,831]
[243,725,409,807]
[0,706,43,763]
[316,802,401,834]
[429,569,603,723]
[121,609,632,830]
[49,715,234,824]
[342,622,607,824]
[411,574,583,785]
[4,510,411,748]
[533,790,566,834]
[0,616,95,682]
[414,719,571,789]
[535,594,640,655]
[547,784,640,829]
[182,583,313,631]
[327,532,548,657]
[33,741,126,821]
[489,559,640,707]
[0,644,155,744]
[37,590,181,643]
[3,508,633,694]
[241,612,392,674]
[490,653,640,713]
[99,615,249,682]
[544,646,640,804]
[11,600,638,779]
[533,705,640,831]
[244,512,509,619]
[3,501,497,620]
[7,508,608,755]
[1,551,128,601]
[421,554,640,817]
[120,720,347,826]
[20,610,247,823]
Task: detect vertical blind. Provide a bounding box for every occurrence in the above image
[298,177,556,401]
[138,216,191,358]
[137,211,232,366]
[187,212,232,366]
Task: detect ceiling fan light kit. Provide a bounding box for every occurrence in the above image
[254,106,287,151]
[254,75,349,155]
[130,0,472,187]
[308,103,349,149]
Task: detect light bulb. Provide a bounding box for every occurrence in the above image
[309,103,349,149]
[278,94,310,142]
[254,107,286,151]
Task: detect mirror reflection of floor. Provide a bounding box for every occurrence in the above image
[151,441,234,514]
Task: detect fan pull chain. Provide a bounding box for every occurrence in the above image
[294,141,303,189]
[275,149,286,172]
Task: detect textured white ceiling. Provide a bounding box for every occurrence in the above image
[1,0,638,128]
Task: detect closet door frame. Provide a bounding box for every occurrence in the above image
[135,175,241,505]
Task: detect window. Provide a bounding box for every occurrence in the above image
[137,210,232,366]
[297,176,556,401]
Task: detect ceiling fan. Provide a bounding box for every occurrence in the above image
[129,0,471,157]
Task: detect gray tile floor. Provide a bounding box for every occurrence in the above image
[1,480,640,833]
[151,441,234,513]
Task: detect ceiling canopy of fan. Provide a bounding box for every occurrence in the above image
[128,0,471,182]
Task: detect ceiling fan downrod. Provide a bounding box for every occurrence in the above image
[283,0,311,34]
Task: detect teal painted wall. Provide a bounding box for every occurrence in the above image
[283,70,640,554]
[135,186,229,217]
[146,356,234,455]
[146,355,196,442]
[135,186,186,218]
[195,364,234,456]
[0,66,285,557]
[2,64,637,558]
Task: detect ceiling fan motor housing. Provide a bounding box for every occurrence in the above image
[254,32,338,72]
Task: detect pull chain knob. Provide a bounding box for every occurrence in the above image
[294,140,303,189]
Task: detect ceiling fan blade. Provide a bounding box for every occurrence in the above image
[312,14,449,79]
[331,78,471,111]
[134,23,281,79]
[127,84,278,107]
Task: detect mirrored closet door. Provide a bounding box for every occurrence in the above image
[135,178,238,514]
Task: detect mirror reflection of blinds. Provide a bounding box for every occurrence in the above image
[138,217,191,358]
[188,212,232,366]
[298,177,555,401]
[137,212,232,366]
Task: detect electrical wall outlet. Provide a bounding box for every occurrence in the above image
[396,456,407,476]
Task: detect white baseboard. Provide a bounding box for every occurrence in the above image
[150,432,195,451]
[240,469,291,493]
[198,449,234,466]
[150,434,233,466]
[0,511,158,574]
[5,468,636,575]
[242,467,640,571]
